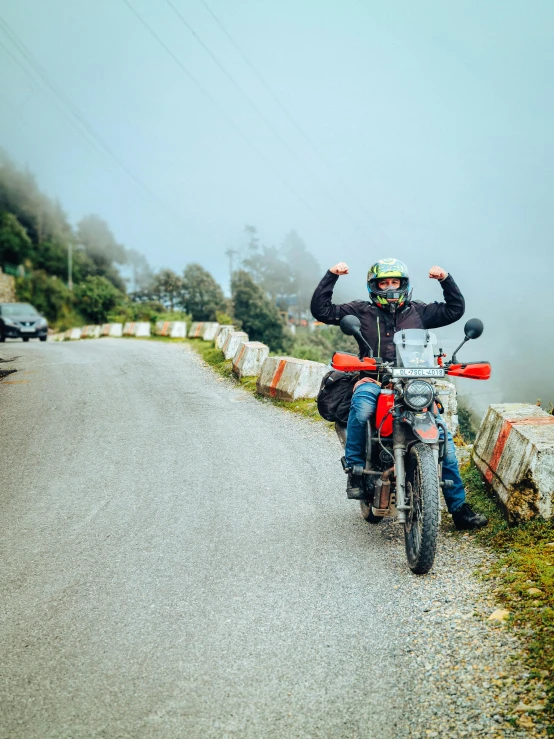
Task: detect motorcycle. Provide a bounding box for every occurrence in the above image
[333,316,490,575]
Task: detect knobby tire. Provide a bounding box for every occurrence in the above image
[404,442,440,575]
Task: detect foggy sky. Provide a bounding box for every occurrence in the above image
[1,0,554,411]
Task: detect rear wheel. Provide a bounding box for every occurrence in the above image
[39,336,47,342]
[404,443,440,575]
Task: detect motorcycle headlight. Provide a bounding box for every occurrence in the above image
[404,380,434,410]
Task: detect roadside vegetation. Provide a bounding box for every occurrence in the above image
[461,464,554,727]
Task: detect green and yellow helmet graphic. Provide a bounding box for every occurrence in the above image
[367,258,411,309]
[367,258,409,283]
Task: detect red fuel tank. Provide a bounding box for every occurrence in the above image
[375,390,394,436]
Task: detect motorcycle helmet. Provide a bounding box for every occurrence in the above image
[367,258,411,309]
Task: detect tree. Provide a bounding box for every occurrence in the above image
[15,270,74,323]
[0,212,33,265]
[241,225,293,301]
[76,215,127,290]
[150,269,183,311]
[74,275,124,324]
[182,263,226,321]
[232,270,292,352]
[281,230,320,318]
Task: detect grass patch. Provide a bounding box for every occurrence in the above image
[462,463,554,726]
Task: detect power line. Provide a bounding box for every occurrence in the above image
[199,0,395,249]
[0,16,187,226]
[0,37,106,159]
[122,0,346,236]
[166,0,378,244]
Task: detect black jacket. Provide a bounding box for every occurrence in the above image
[310,271,465,362]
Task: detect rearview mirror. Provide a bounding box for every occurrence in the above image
[339,315,362,337]
[464,318,483,340]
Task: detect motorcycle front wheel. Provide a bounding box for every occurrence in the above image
[360,500,383,524]
[404,442,440,575]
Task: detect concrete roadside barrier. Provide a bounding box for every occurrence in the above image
[202,322,220,341]
[108,323,123,338]
[101,323,111,336]
[222,331,248,360]
[215,325,234,350]
[123,322,135,336]
[81,325,92,338]
[473,403,554,521]
[68,327,82,341]
[434,380,458,436]
[134,322,151,337]
[170,321,187,338]
[256,356,327,401]
[232,341,269,379]
[188,322,204,338]
[89,325,101,338]
[155,320,172,336]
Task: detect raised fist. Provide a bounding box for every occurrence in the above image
[429,265,448,280]
[330,262,349,275]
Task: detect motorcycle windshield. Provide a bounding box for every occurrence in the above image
[393,329,437,368]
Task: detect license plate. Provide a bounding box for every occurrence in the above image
[392,367,445,377]
[19,327,34,332]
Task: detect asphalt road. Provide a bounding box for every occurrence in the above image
[0,339,520,739]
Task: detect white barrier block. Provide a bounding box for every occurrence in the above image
[202,322,220,341]
[169,321,186,338]
[134,322,151,337]
[222,331,249,360]
[434,380,458,436]
[188,322,204,338]
[232,341,269,379]
[68,327,82,341]
[215,325,234,350]
[89,325,101,338]
[101,323,111,336]
[256,356,327,401]
[81,325,91,338]
[155,320,171,336]
[473,403,554,521]
[109,323,123,338]
[123,322,135,336]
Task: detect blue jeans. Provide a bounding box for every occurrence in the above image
[344,383,466,513]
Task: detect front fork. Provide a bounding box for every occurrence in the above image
[393,420,442,523]
[393,421,408,523]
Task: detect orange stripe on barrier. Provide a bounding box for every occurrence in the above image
[486,414,554,481]
[235,344,246,365]
[269,359,287,397]
[488,420,512,475]
[194,323,202,337]
[162,321,170,336]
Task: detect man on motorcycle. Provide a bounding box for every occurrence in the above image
[310,258,487,531]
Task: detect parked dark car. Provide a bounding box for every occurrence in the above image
[0,303,48,342]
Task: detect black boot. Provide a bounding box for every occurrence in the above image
[346,473,366,500]
[452,502,488,530]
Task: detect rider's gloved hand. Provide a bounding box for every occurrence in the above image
[330,262,349,275]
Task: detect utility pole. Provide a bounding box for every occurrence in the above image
[68,243,85,290]
[68,242,73,290]
[225,248,238,285]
